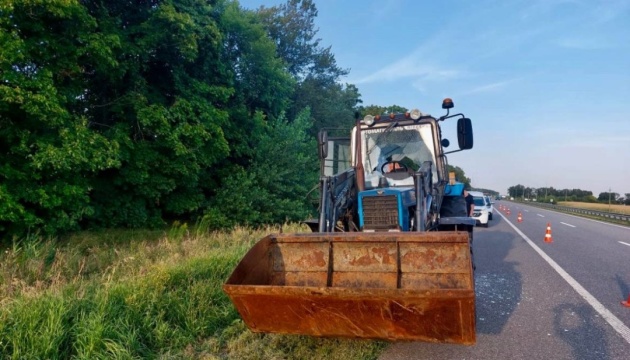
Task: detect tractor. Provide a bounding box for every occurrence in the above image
[224,98,477,344]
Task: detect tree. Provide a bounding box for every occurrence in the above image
[254,0,345,80]
[0,1,121,235]
[204,109,318,228]
[0,0,299,237]
[295,80,360,134]
[473,188,499,196]
[78,0,240,228]
[508,185,526,199]
[597,192,619,203]
[358,105,408,117]
[251,0,358,133]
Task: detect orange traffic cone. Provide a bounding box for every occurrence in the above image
[622,295,630,307]
[507,209,511,216]
[544,223,553,243]
[517,212,522,223]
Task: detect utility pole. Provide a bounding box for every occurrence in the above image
[608,187,611,212]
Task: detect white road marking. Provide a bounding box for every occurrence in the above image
[560,222,576,228]
[619,241,630,247]
[537,214,545,217]
[498,210,630,345]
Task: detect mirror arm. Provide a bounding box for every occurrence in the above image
[438,113,465,122]
[443,148,463,155]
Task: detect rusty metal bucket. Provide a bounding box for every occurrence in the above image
[223,231,475,344]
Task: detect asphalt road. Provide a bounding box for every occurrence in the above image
[380,201,630,360]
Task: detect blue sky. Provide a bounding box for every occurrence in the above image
[239,0,630,198]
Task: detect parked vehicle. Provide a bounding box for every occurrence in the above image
[485,195,494,220]
[468,191,489,227]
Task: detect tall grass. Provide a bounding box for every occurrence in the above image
[559,201,630,215]
[0,224,385,359]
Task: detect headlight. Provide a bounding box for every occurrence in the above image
[409,109,422,120]
[363,115,375,126]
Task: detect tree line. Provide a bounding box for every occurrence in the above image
[0,0,373,240]
[506,185,630,205]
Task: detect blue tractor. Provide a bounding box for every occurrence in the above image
[316,98,474,235]
[224,99,477,344]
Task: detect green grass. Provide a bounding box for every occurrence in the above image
[0,224,386,359]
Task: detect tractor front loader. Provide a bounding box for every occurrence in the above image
[224,99,477,344]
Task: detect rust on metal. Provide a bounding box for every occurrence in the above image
[223,231,475,344]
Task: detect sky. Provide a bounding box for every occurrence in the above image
[238,0,630,197]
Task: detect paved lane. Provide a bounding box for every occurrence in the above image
[380,205,630,360]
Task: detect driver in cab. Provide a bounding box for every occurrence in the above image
[380,155,418,174]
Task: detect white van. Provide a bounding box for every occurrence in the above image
[468,191,489,227]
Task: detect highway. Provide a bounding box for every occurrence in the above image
[380,201,630,360]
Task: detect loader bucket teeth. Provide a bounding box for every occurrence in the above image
[223,231,475,344]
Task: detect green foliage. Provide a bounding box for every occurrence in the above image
[255,0,341,79]
[358,104,409,117]
[1,0,371,239]
[472,188,499,196]
[204,109,318,229]
[80,0,236,228]
[597,192,619,203]
[507,186,598,202]
[0,0,121,236]
[295,80,361,135]
[0,0,302,238]
[252,0,358,134]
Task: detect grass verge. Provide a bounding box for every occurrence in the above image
[0,224,386,359]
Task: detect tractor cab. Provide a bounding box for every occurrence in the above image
[358,117,440,189]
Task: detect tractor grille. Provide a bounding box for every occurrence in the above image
[362,195,400,231]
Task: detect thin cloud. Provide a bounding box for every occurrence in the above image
[410,70,462,93]
[368,0,405,21]
[351,55,461,85]
[519,0,581,21]
[462,79,518,95]
[348,18,461,86]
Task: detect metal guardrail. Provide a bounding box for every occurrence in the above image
[511,201,630,223]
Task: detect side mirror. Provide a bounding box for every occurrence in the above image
[457,118,473,150]
[318,130,328,159]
